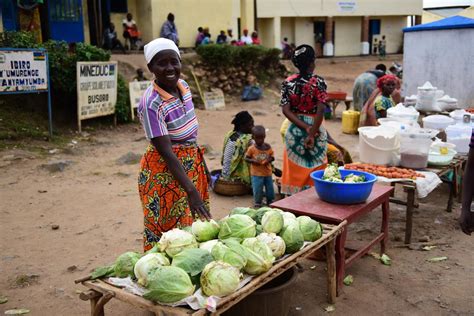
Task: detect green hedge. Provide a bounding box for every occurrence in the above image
[0,31,130,123]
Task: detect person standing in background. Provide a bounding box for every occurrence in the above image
[122,13,140,50]
[160,13,179,46]
[378,35,386,59]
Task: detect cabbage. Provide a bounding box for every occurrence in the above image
[200,261,241,297]
[211,241,247,270]
[241,238,275,275]
[171,248,214,278]
[218,214,256,240]
[256,233,286,258]
[344,174,366,183]
[134,253,170,286]
[230,207,257,220]
[192,219,220,242]
[280,223,304,254]
[296,216,323,242]
[282,212,297,229]
[113,252,142,278]
[181,225,193,233]
[261,210,284,234]
[143,266,195,303]
[159,229,198,258]
[323,164,341,180]
[256,224,263,235]
[199,239,219,253]
[254,207,273,224]
[325,177,343,183]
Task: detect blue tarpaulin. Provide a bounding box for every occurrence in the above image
[403,15,474,33]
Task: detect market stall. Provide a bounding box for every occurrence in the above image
[76,214,345,315]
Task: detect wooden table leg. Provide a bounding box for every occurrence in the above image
[326,238,337,304]
[381,198,390,254]
[335,228,347,295]
[404,186,416,244]
[92,291,114,316]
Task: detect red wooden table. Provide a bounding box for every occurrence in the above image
[271,184,394,293]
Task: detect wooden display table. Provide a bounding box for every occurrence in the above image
[271,184,394,293]
[388,155,467,244]
[77,222,345,316]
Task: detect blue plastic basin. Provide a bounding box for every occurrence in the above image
[310,169,377,204]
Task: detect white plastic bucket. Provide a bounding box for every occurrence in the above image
[358,126,400,165]
[446,124,472,154]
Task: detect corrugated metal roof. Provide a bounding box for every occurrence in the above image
[403,15,474,32]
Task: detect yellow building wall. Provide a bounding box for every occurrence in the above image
[281,17,295,44]
[135,0,153,44]
[460,6,474,18]
[334,17,361,56]
[294,17,314,49]
[257,0,422,18]
[257,18,275,47]
[379,16,405,54]
[422,10,444,24]
[150,0,235,48]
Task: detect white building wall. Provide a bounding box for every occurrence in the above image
[334,17,361,56]
[281,17,295,45]
[403,29,474,108]
[379,16,406,54]
[257,0,422,18]
[294,18,315,49]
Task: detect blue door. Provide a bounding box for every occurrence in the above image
[49,0,84,42]
[369,19,381,54]
[1,0,18,31]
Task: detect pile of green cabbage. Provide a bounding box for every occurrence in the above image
[90,207,324,304]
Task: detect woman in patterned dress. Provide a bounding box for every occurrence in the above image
[280,44,332,195]
[137,38,211,251]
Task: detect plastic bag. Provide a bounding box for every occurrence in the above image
[241,85,262,101]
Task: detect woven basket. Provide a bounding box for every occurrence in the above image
[213,179,251,196]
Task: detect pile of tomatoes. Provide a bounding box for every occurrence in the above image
[344,163,425,180]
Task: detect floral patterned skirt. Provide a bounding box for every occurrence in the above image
[138,143,209,251]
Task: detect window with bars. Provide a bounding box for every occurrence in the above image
[49,0,81,22]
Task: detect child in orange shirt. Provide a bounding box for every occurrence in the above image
[245,125,275,207]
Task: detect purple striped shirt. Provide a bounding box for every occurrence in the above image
[138,79,198,142]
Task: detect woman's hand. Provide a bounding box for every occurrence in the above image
[188,189,212,221]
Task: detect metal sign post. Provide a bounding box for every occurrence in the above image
[0,48,53,139]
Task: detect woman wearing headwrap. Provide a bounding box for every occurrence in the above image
[280,44,333,195]
[221,111,255,185]
[137,38,211,251]
[359,74,399,127]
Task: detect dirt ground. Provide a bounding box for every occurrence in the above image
[1,55,473,316]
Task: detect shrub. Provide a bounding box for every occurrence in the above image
[115,75,131,123]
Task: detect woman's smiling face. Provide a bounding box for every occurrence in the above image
[148,50,181,89]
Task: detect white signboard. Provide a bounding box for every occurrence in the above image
[77,61,118,131]
[337,1,357,12]
[129,80,151,120]
[203,88,226,111]
[0,50,48,92]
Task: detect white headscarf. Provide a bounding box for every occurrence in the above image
[144,38,180,64]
